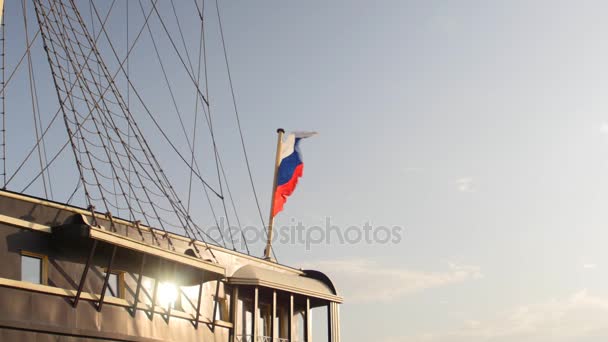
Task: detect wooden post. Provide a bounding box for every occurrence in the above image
[306,297,311,342]
[253,287,259,339]
[211,279,221,330]
[264,128,285,261]
[289,294,294,342]
[195,278,204,329]
[327,302,331,342]
[328,302,341,342]
[272,290,277,341]
[0,0,5,26]
[230,287,239,342]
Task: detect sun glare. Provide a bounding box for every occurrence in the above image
[157,282,178,308]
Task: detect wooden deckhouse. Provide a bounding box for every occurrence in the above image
[0,189,342,341]
[0,0,342,340]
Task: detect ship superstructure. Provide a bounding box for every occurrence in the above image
[0,0,342,341]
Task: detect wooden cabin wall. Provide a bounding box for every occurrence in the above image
[0,222,229,341]
[0,191,341,341]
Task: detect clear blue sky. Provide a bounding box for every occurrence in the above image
[6,1,608,341]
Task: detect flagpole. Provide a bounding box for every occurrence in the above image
[264,128,284,261]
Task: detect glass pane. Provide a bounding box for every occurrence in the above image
[245,310,253,338]
[215,296,225,321]
[258,302,272,337]
[21,255,42,284]
[104,272,118,297]
[276,299,289,339]
[296,310,306,342]
[239,297,253,337]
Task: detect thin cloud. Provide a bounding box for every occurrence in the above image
[392,290,608,342]
[403,167,424,173]
[600,122,608,134]
[583,263,597,269]
[302,259,482,303]
[456,177,475,192]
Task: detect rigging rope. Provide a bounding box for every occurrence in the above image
[187,0,205,213]
[1,4,5,189]
[136,0,228,248]
[94,2,223,202]
[214,0,275,260]
[125,0,133,221]
[0,29,40,96]
[89,0,224,199]
[23,0,53,199]
[7,0,120,189]
[22,0,274,261]
[184,0,243,252]
[33,1,181,234]
[63,1,217,256]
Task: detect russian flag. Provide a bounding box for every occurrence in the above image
[272,131,317,217]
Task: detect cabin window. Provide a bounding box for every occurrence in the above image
[275,299,289,340]
[103,270,124,298]
[294,297,307,342]
[215,295,229,321]
[211,283,231,322]
[240,297,254,337]
[20,251,47,285]
[258,300,272,338]
[158,282,182,310]
[236,287,254,339]
[276,292,294,340]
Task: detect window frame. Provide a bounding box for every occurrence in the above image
[20,250,48,285]
[102,268,125,299]
[214,294,230,321]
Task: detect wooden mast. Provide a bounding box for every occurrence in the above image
[264,128,284,261]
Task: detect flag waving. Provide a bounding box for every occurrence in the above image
[272,131,317,217]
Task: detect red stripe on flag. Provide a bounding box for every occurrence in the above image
[272,163,304,217]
